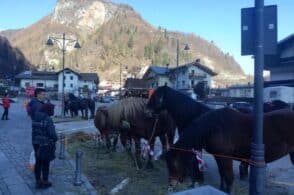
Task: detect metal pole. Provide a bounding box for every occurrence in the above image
[62,33,65,117]
[176,39,179,89]
[74,150,83,186]
[250,1,266,194]
[120,63,122,99]
[59,133,65,159]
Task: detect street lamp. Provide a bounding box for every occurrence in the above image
[46,33,81,117]
[120,64,128,99]
[176,39,190,88]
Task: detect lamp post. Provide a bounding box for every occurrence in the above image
[119,64,128,99]
[46,33,81,117]
[175,39,190,89]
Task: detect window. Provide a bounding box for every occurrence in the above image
[63,83,66,87]
[191,70,195,75]
[70,76,73,80]
[70,83,73,88]
[63,76,66,80]
[182,80,185,86]
[54,84,58,89]
[191,80,195,86]
[25,82,30,87]
[269,90,278,98]
[37,83,44,87]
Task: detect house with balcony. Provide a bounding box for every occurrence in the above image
[142,59,217,95]
[142,65,173,88]
[170,59,217,91]
[16,68,99,94]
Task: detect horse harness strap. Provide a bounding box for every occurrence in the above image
[148,116,159,143]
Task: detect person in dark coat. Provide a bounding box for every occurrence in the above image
[1,93,10,120]
[32,102,57,189]
[27,88,46,120]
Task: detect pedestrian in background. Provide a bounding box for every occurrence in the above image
[1,93,10,120]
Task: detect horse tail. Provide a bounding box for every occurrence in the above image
[290,152,294,165]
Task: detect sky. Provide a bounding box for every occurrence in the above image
[0,0,293,75]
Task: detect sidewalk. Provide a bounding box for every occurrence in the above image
[0,101,98,195]
[0,151,33,195]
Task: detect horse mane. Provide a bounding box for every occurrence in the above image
[162,86,212,129]
[106,97,147,128]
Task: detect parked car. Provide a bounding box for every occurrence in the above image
[230,102,253,113]
[100,96,113,103]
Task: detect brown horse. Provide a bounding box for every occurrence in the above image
[166,107,294,193]
[94,97,176,169]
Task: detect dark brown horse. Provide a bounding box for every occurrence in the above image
[94,97,176,169]
[237,100,291,180]
[167,107,294,193]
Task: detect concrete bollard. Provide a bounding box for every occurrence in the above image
[74,150,83,186]
[59,133,66,160]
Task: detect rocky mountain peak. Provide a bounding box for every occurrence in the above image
[52,0,118,32]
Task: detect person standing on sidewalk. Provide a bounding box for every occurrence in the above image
[32,102,57,189]
[2,93,10,120]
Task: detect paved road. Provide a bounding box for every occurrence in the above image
[0,99,96,194]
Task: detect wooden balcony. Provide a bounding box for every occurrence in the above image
[189,73,207,79]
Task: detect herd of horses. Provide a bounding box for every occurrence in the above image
[64,93,96,119]
[93,86,294,193]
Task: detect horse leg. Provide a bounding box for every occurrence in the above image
[105,134,112,153]
[134,137,142,169]
[239,162,249,180]
[159,135,167,160]
[215,157,234,193]
[85,108,89,120]
[146,138,155,169]
[112,132,118,152]
[290,152,294,165]
[190,154,204,187]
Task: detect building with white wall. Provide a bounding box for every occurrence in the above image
[16,68,99,94]
[143,59,216,91]
[264,33,294,87]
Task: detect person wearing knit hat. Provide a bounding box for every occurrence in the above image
[32,102,57,189]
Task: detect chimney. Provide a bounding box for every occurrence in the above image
[196,58,201,63]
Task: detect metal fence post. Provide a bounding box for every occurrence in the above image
[59,133,65,159]
[74,150,83,186]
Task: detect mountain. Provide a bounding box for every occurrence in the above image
[0,0,248,87]
[0,36,30,79]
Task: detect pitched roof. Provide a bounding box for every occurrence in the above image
[15,71,58,80]
[124,78,148,89]
[149,66,169,75]
[15,68,99,82]
[171,61,217,76]
[80,73,99,81]
[279,33,294,48]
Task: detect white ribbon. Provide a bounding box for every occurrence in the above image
[192,149,207,172]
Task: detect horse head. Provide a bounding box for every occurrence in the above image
[146,86,168,117]
[94,106,108,135]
